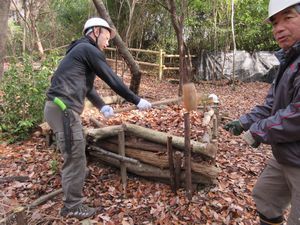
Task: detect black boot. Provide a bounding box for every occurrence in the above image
[259,212,284,225]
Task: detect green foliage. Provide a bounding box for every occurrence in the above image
[0,52,61,143]
[50,159,59,174]
[50,0,93,43]
[235,0,277,51]
[6,19,23,56]
[187,0,277,52]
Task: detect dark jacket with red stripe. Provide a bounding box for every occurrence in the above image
[46,36,140,114]
[239,42,300,167]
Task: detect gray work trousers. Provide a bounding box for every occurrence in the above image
[44,101,86,209]
[252,157,300,225]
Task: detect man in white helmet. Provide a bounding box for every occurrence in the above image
[44,17,151,220]
[224,1,300,224]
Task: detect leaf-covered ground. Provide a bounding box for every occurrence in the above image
[0,75,272,225]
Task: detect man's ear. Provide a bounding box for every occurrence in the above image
[94,27,101,37]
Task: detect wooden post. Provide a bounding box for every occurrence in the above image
[158,49,165,80]
[212,114,218,139]
[15,207,27,225]
[174,152,182,189]
[184,112,192,200]
[214,103,220,127]
[118,129,127,192]
[167,136,176,192]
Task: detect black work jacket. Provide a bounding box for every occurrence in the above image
[240,42,300,167]
[46,36,140,114]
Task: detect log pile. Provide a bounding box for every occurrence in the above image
[85,105,220,188]
[40,98,220,189]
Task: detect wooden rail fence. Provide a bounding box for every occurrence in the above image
[105,47,196,80]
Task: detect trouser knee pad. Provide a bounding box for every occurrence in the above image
[259,212,284,225]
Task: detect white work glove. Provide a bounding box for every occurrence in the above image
[242,130,260,148]
[100,105,114,118]
[137,98,152,110]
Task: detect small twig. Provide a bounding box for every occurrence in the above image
[28,189,62,209]
[0,189,63,224]
[0,176,30,184]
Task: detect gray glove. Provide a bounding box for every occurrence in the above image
[137,98,152,110]
[242,130,260,148]
[100,105,114,118]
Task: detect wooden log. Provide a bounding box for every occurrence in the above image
[86,124,217,158]
[95,142,169,169]
[90,117,106,128]
[191,161,220,178]
[91,141,220,177]
[88,151,215,185]
[124,123,217,158]
[104,136,168,153]
[87,125,123,141]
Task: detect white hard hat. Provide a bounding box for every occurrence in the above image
[266,0,300,22]
[83,17,116,39]
[208,93,219,104]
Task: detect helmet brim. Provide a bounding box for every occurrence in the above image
[107,28,116,39]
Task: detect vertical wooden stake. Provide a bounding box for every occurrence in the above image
[118,129,127,193]
[167,136,176,192]
[212,114,218,139]
[174,152,182,189]
[158,49,165,80]
[184,112,192,200]
[15,207,27,225]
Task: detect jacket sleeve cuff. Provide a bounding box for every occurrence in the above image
[239,115,251,131]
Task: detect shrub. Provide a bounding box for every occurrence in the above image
[0,53,61,143]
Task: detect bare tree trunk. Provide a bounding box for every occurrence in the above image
[0,0,10,80]
[92,0,142,94]
[32,21,44,57]
[125,0,137,46]
[22,0,27,53]
[164,0,191,96]
[11,0,45,57]
[231,0,236,90]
